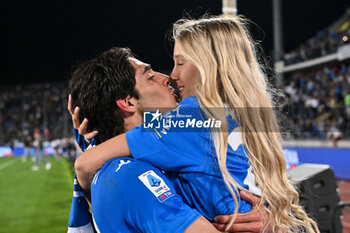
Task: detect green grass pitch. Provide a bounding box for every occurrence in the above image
[0,156,74,233]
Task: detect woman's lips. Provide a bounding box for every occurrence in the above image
[168,81,182,102]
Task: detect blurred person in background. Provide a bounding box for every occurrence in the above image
[64,137,78,162]
[32,129,51,171]
[326,118,343,148]
[22,134,33,162]
[51,138,62,159]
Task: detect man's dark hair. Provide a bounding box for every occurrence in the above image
[69,47,139,144]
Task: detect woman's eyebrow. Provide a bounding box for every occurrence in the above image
[174,55,184,59]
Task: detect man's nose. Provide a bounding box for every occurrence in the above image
[154,72,170,87]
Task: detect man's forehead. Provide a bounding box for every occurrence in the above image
[129,57,149,67]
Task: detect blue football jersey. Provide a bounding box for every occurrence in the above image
[91,158,201,233]
[126,96,261,220]
[73,127,96,152]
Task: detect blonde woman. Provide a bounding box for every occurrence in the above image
[75,15,319,232]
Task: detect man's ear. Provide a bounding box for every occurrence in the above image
[116,96,137,113]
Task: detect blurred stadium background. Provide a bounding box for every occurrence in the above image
[1,0,350,232]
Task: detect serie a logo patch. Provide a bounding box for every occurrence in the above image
[138,170,174,202]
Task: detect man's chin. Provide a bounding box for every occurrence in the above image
[158,103,177,113]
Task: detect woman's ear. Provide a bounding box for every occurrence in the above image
[116,96,138,113]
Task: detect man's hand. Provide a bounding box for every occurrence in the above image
[213,191,271,232]
[67,94,98,139]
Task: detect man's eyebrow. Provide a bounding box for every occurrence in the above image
[142,65,152,75]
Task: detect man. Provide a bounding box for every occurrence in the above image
[68,47,268,232]
[22,134,33,162]
[32,129,51,171]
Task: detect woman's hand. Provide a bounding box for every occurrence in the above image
[67,94,98,140]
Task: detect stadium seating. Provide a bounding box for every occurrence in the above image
[276,8,350,140]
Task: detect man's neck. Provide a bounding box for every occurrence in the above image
[123,113,142,132]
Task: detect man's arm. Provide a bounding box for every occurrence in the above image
[185,216,222,233]
[213,191,271,233]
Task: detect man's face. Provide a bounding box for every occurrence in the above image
[130,58,177,113]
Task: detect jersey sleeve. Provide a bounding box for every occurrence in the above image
[126,98,213,172]
[73,127,88,151]
[73,127,96,151]
[126,128,210,172]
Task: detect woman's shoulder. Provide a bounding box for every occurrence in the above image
[167,96,201,118]
[175,97,240,131]
[178,96,199,108]
[161,96,204,127]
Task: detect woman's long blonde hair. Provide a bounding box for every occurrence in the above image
[173,15,319,233]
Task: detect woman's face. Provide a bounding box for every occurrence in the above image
[170,41,201,100]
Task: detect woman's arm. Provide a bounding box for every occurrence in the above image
[75,133,131,191]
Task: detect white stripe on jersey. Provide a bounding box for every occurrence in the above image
[92,214,101,233]
[86,144,95,150]
[73,191,84,197]
[244,166,262,196]
[67,222,94,233]
[228,127,262,196]
[228,127,243,152]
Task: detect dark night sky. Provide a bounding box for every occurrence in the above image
[1,0,349,85]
